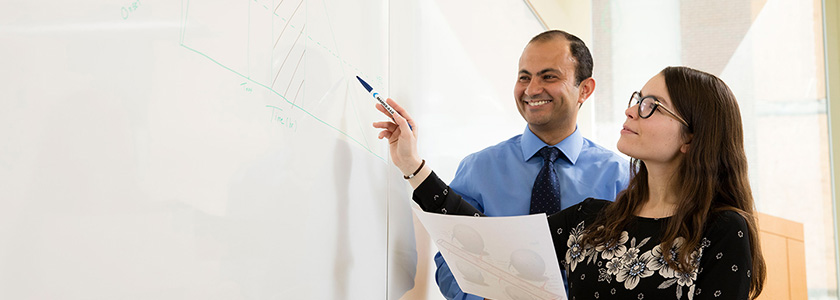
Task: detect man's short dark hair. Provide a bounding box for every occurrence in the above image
[528,30,593,86]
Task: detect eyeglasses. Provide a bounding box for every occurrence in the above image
[628,91,689,127]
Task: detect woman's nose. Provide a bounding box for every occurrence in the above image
[625,103,638,119]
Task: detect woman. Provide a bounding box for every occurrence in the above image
[373,66,766,299]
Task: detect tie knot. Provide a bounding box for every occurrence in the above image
[538,146,560,163]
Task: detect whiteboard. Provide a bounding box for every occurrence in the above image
[0,0,396,299]
[0,0,545,299]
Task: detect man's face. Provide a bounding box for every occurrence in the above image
[514,39,583,134]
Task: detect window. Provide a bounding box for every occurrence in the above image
[592,0,835,298]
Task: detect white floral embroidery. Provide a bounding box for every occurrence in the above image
[560,223,718,297]
[690,249,703,269]
[598,268,612,283]
[648,237,685,278]
[616,250,656,289]
[654,238,706,300]
[596,231,629,260]
[676,270,698,289]
[622,247,641,265]
[605,257,623,276]
[676,284,697,300]
[565,221,588,271]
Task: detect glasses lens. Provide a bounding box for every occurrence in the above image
[628,92,640,108]
[639,97,655,118]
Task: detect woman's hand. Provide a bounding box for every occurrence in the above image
[372,98,423,176]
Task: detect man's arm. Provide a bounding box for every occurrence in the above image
[433,157,486,300]
[434,252,484,300]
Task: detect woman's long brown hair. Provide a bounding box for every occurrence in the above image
[580,66,765,298]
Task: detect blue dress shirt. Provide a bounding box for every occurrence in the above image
[435,126,630,300]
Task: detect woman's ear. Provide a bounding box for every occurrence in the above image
[680,134,693,153]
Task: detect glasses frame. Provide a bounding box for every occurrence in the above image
[628,91,690,127]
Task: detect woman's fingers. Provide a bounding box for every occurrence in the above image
[374,103,391,118]
[373,121,401,141]
[378,130,392,140]
[372,121,397,130]
[392,112,413,139]
[385,98,417,130]
[386,98,410,119]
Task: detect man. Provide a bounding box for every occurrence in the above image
[436,30,630,300]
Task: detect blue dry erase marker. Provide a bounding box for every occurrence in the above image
[356,75,412,130]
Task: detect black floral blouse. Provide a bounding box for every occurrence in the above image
[413,171,754,300]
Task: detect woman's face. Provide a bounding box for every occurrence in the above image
[617,73,690,165]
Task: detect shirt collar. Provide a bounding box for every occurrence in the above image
[520,125,583,165]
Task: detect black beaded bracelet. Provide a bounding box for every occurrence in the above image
[403,159,426,179]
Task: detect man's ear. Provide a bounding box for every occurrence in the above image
[577,77,595,106]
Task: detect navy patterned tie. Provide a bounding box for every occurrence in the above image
[530,146,562,215]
